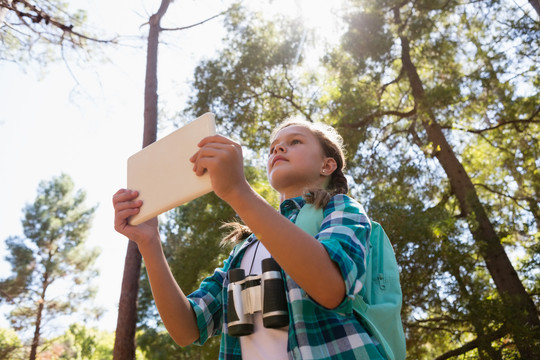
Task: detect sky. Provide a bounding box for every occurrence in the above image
[0,0,344,336]
[0,0,233,334]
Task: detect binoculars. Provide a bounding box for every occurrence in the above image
[227,257,289,336]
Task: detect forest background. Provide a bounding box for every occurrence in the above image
[0,0,538,359]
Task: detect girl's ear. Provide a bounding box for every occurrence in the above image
[321,157,338,176]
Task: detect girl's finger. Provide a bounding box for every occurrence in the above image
[114,207,139,227]
[114,198,143,213]
[189,151,199,163]
[190,142,228,162]
[112,189,139,205]
[193,145,229,160]
[190,143,234,173]
[193,157,218,176]
[197,134,236,147]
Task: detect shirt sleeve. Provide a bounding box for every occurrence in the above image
[315,194,371,309]
[187,253,232,345]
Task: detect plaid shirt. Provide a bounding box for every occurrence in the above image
[187,195,386,359]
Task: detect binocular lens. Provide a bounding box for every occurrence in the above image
[227,257,289,337]
[228,268,255,336]
[261,258,289,328]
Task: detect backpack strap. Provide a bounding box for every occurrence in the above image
[296,203,405,360]
[295,203,324,237]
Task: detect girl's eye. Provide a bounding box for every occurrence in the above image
[291,139,301,145]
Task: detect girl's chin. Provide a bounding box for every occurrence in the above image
[269,179,307,197]
[267,179,288,195]
[268,170,290,189]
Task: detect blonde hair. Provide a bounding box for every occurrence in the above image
[222,119,348,245]
[270,119,348,208]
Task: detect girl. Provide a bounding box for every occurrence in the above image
[113,119,386,359]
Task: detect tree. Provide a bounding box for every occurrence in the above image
[113,0,228,357]
[0,0,113,66]
[54,323,115,360]
[330,1,540,357]
[528,0,540,18]
[113,1,173,358]
[0,328,22,360]
[182,1,539,358]
[0,173,99,360]
[187,4,312,147]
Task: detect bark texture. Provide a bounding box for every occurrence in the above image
[113,1,171,359]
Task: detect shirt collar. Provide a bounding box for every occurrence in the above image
[279,196,306,215]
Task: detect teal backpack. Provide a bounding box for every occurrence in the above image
[296,204,406,360]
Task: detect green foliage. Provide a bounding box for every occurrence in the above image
[186,4,323,150]
[342,11,394,63]
[137,327,220,360]
[52,324,114,360]
[338,1,539,356]
[138,0,539,358]
[0,328,22,360]
[7,323,119,360]
[0,174,100,355]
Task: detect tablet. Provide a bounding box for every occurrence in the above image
[127,112,216,225]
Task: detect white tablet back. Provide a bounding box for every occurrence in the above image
[127,112,216,225]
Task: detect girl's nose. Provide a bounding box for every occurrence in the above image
[275,144,286,153]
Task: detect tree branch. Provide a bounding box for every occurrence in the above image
[160,11,225,31]
[444,110,540,134]
[3,0,116,44]
[379,66,405,98]
[405,314,470,333]
[342,107,416,129]
[474,183,537,211]
[265,88,313,120]
[0,288,17,305]
[434,327,508,360]
[405,320,466,334]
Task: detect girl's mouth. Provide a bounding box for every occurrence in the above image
[271,156,288,167]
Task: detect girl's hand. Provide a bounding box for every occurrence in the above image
[189,135,250,203]
[112,189,159,248]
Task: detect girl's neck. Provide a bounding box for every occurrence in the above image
[280,191,301,203]
[278,177,330,203]
[278,185,307,202]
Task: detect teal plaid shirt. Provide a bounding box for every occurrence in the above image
[187,195,386,359]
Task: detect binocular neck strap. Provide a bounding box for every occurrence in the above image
[248,240,261,275]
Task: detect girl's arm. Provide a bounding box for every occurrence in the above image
[191,137,346,309]
[113,189,200,346]
[231,187,346,309]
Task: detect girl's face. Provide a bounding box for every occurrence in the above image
[267,125,335,199]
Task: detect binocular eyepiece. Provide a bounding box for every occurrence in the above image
[227,257,289,337]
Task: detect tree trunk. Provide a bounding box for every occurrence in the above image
[29,272,48,360]
[112,241,142,360]
[528,0,540,18]
[113,1,171,359]
[394,7,540,358]
[29,299,43,360]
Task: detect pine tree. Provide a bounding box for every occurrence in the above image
[0,174,99,360]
